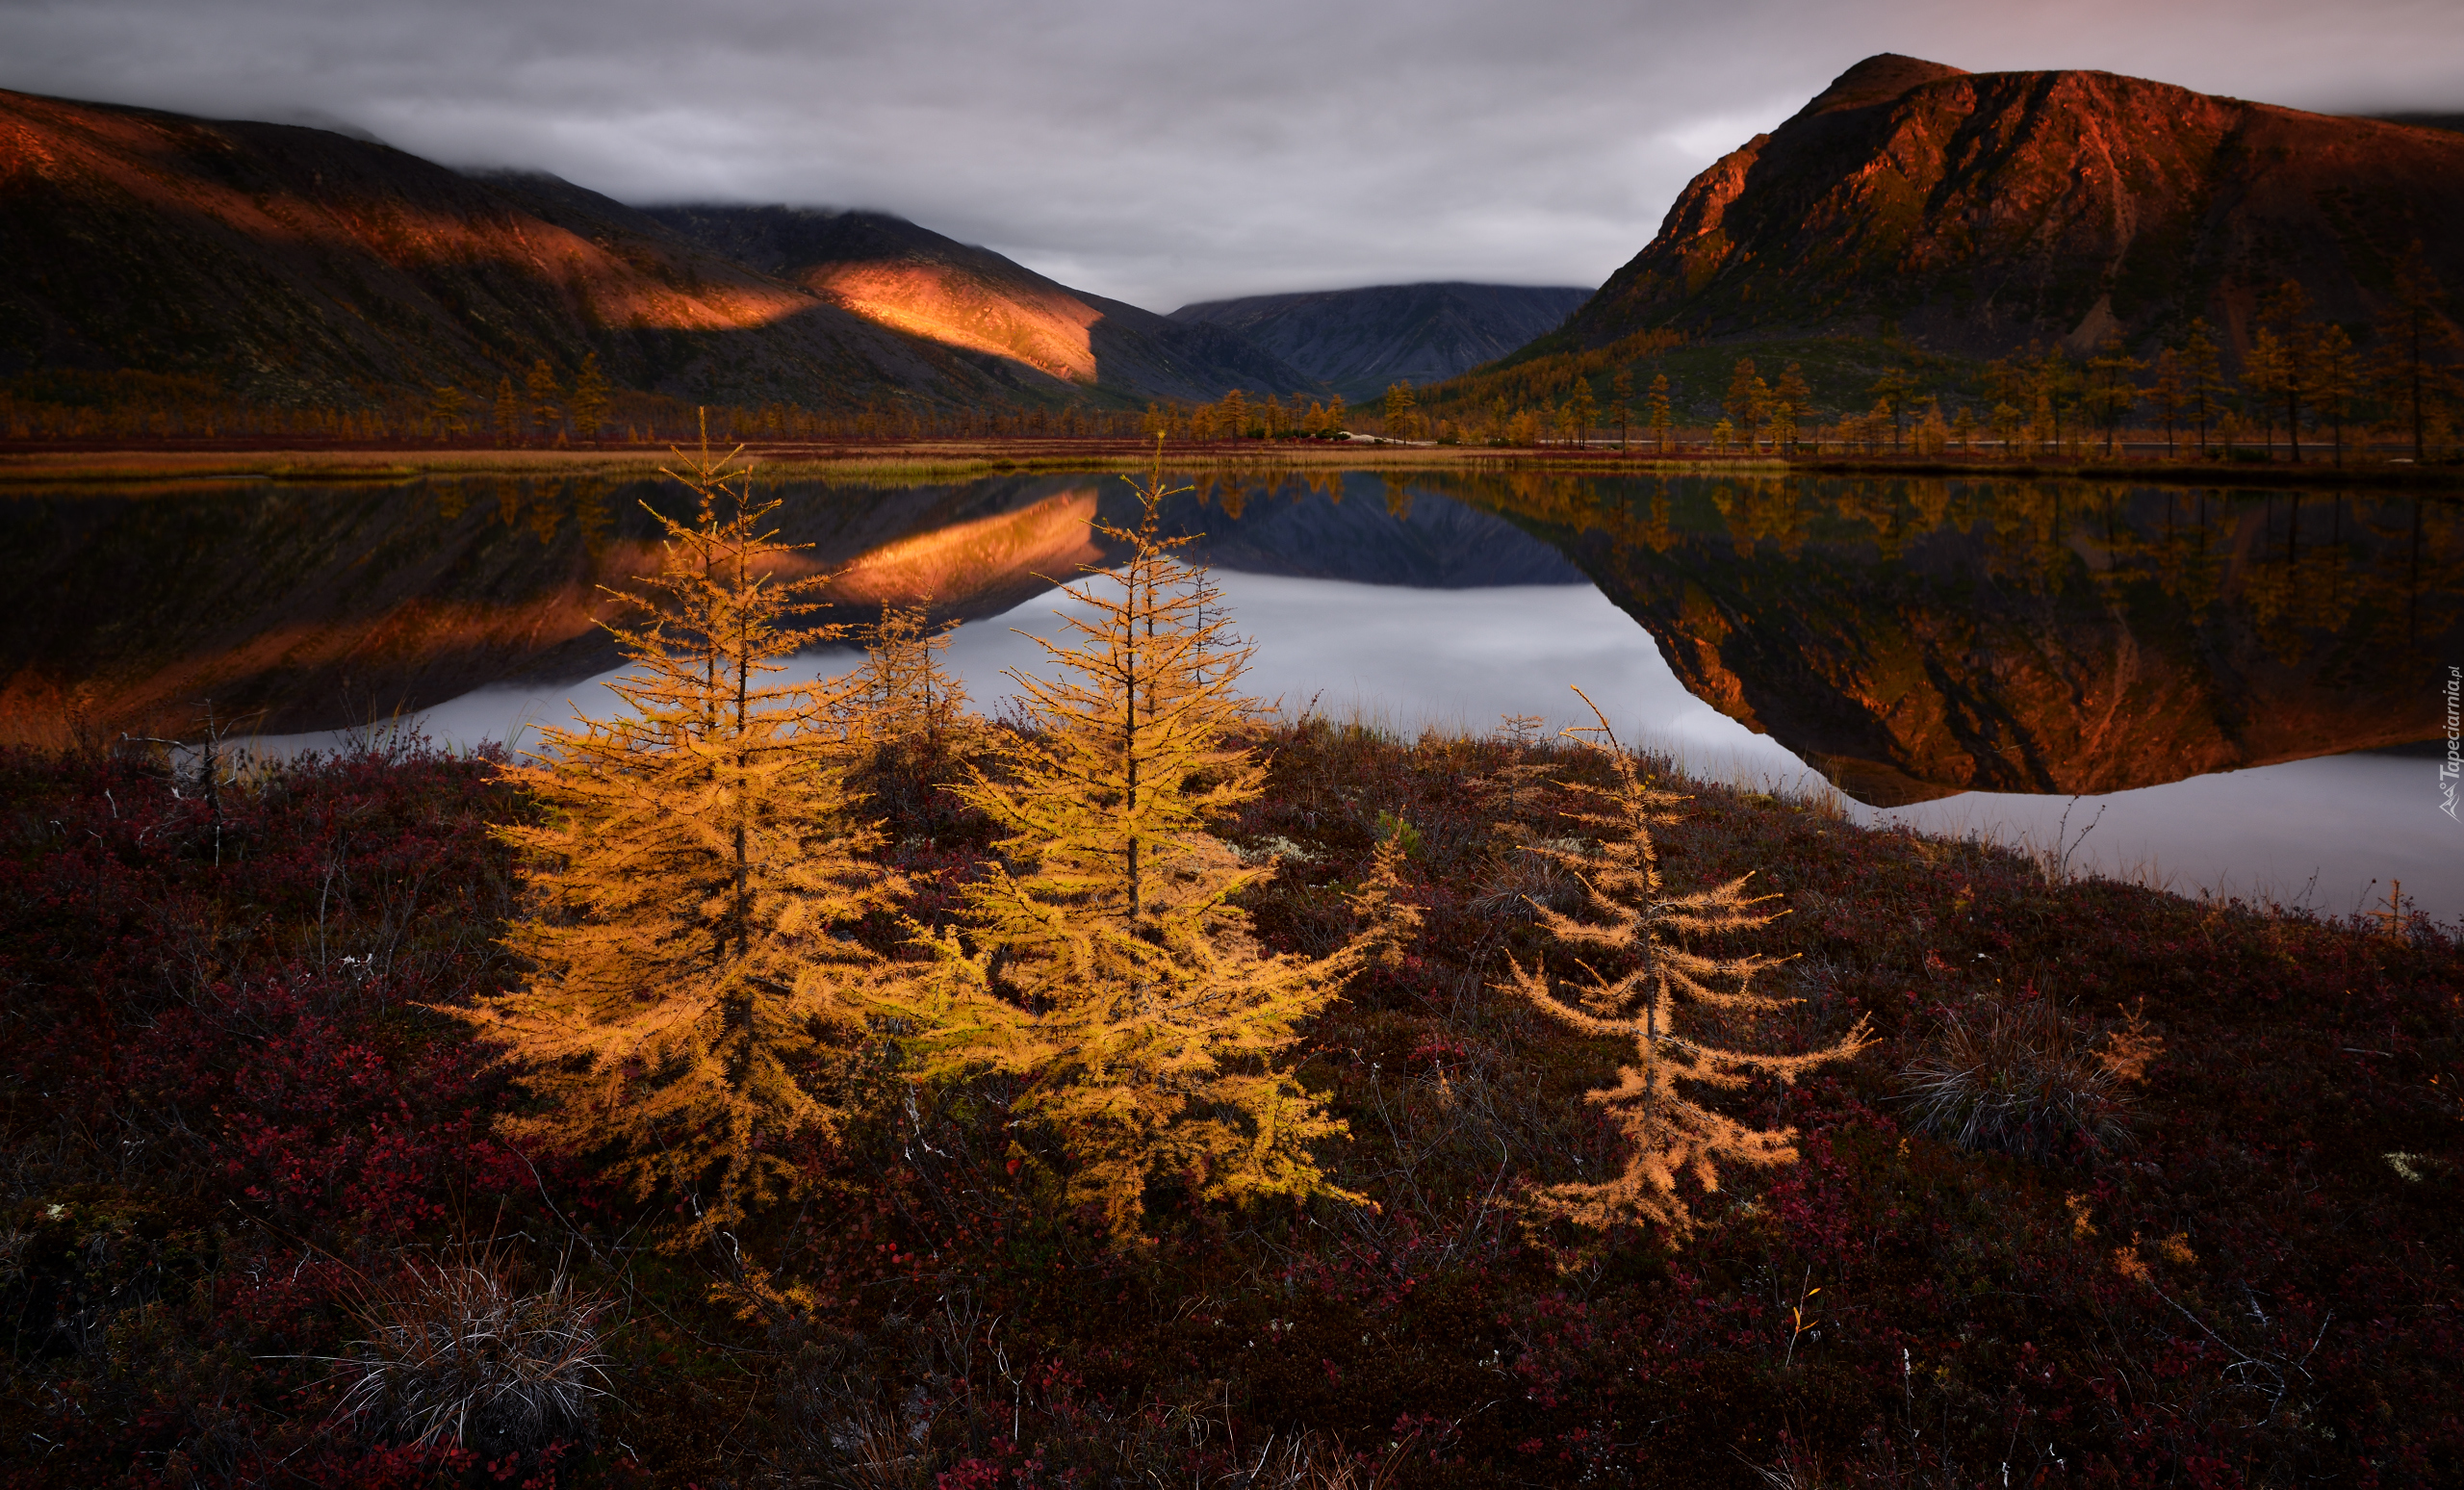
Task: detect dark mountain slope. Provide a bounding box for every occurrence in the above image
[0,89,1049,408]
[1552,54,2464,358]
[1169,283,1592,400]
[643,205,1317,404]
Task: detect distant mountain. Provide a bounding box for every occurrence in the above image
[1169,283,1592,400]
[642,206,1319,405]
[1546,54,2464,359]
[0,89,1043,409]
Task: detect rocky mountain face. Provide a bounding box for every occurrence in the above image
[0,89,1050,409]
[642,206,1318,404]
[1553,54,2464,358]
[1169,283,1592,399]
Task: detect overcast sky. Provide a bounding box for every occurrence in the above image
[4,0,2459,310]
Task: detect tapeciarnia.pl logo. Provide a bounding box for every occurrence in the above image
[2443,664,2460,822]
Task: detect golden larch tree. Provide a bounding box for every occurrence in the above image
[1497,692,1872,1240]
[568,352,613,442]
[832,600,975,828]
[878,443,1405,1236]
[525,359,563,443]
[453,435,896,1239]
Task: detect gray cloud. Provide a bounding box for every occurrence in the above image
[5,0,2459,309]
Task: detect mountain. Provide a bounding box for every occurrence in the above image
[0,88,1307,412]
[1169,283,1591,400]
[1550,54,2464,359]
[643,206,1319,405]
[0,89,1057,409]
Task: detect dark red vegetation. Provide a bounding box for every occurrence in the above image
[3,730,2458,1487]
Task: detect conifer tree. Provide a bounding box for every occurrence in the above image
[2145,347,2186,457]
[1725,358,1766,450]
[2256,281,2317,462]
[2028,348,2083,454]
[1567,378,1599,448]
[526,360,564,443]
[1383,381,1419,441]
[569,353,612,442]
[2181,321,2225,454]
[2244,327,2288,455]
[1497,692,1871,1238]
[455,432,894,1239]
[2313,323,2361,466]
[1647,372,1674,453]
[875,441,1399,1236]
[2372,247,2461,462]
[834,600,973,830]
[1869,367,1916,454]
[2085,332,2143,454]
[492,376,523,447]
[1774,364,1812,455]
[428,385,470,442]
[1950,403,1978,454]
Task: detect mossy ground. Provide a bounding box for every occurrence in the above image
[2,724,2456,1486]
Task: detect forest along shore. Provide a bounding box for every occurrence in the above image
[2,712,2456,1486]
[8,441,2464,489]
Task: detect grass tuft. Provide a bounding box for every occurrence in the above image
[1898,996,2136,1161]
[330,1252,613,1455]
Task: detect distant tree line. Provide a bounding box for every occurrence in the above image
[0,354,1175,450]
[9,254,2457,459]
[1389,250,2464,463]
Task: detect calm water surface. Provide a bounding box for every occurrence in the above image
[9,468,2457,920]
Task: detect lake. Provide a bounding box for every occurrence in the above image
[6,466,2456,920]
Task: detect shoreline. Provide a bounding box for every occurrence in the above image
[6,439,2462,489]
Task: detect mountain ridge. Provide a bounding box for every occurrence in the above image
[0,89,1313,411]
[1548,53,2464,360]
[639,205,1320,404]
[0,88,1047,409]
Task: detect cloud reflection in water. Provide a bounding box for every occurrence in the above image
[301,569,2456,924]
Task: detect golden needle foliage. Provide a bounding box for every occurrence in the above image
[455,436,897,1240]
[832,600,976,822]
[875,445,1405,1236]
[1497,692,1871,1239]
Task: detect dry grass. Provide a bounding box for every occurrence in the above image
[1897,996,2140,1161]
[329,1252,613,1454]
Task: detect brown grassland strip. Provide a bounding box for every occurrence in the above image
[16,441,2460,490]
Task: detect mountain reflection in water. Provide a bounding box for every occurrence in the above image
[1436,469,2460,807]
[6,466,2456,918]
